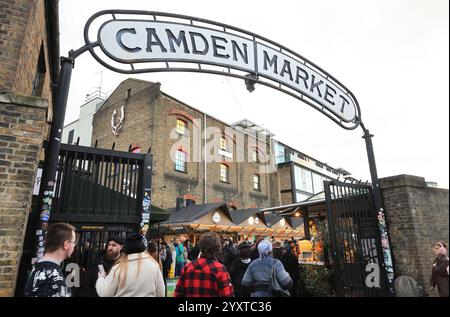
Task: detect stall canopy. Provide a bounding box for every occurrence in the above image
[161,202,305,238]
[164,202,232,225]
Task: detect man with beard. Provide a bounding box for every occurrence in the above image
[85,236,124,297]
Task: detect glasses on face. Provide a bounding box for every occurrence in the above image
[68,240,77,245]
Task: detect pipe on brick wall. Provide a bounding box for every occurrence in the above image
[204,112,207,204]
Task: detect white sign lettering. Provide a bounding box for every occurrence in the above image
[97,19,358,123]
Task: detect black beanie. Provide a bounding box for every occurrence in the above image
[107,235,125,246]
[123,233,146,254]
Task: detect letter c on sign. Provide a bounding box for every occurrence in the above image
[116,28,141,52]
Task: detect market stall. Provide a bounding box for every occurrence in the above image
[160,203,305,243]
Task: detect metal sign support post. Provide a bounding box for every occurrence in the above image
[34,45,95,262]
[361,123,395,296]
[34,56,74,262]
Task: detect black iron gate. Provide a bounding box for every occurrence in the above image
[324,181,389,297]
[16,143,152,296]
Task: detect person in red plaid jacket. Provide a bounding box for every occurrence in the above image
[174,232,234,297]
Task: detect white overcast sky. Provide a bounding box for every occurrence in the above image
[59,0,449,189]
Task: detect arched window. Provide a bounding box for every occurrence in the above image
[220,163,229,183]
[253,174,260,191]
[175,149,186,172]
[176,119,186,135]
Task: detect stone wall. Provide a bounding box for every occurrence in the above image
[0,93,48,297]
[381,174,449,296]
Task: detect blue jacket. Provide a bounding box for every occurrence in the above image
[242,256,292,297]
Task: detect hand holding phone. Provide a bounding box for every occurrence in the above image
[98,264,106,278]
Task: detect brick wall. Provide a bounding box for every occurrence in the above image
[381,174,449,296]
[0,0,53,106]
[0,93,48,297]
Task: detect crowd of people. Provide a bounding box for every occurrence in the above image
[156,235,303,297]
[23,223,449,297]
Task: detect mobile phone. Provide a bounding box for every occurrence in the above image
[98,264,106,275]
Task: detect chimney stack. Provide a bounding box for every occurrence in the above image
[176,197,185,211]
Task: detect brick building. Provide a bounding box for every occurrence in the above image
[90,78,350,211]
[91,78,281,210]
[0,0,59,297]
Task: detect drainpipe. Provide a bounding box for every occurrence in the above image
[204,112,207,204]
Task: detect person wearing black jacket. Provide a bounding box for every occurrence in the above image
[228,244,252,297]
[24,223,77,297]
[84,236,124,297]
[222,239,239,271]
[160,240,173,279]
[281,243,300,296]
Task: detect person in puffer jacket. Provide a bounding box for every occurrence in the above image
[242,240,292,297]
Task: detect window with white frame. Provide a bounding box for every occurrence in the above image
[220,136,227,151]
[252,149,259,163]
[176,119,186,135]
[253,174,260,191]
[175,149,186,172]
[294,165,313,193]
[220,164,229,183]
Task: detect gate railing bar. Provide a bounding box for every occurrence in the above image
[353,186,371,295]
[324,182,343,297]
[333,185,347,295]
[348,185,367,295]
[99,155,105,214]
[125,157,131,215]
[107,153,114,214]
[60,143,145,160]
[329,180,371,190]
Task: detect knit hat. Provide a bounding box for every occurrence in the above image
[123,233,146,254]
[107,235,125,245]
[258,240,273,259]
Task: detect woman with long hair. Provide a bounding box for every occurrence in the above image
[96,233,165,297]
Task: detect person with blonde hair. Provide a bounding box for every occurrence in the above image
[96,233,165,297]
[430,241,449,297]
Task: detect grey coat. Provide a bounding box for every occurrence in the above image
[242,256,292,297]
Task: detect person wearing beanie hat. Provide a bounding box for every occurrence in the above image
[258,240,273,259]
[123,233,146,254]
[96,232,165,297]
[242,239,292,297]
[84,234,125,297]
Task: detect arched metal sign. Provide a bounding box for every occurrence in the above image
[81,10,361,130]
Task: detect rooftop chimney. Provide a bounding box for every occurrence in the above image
[176,197,185,211]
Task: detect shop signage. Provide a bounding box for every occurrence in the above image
[84,10,361,129]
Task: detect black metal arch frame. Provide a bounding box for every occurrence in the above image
[70,9,362,130]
